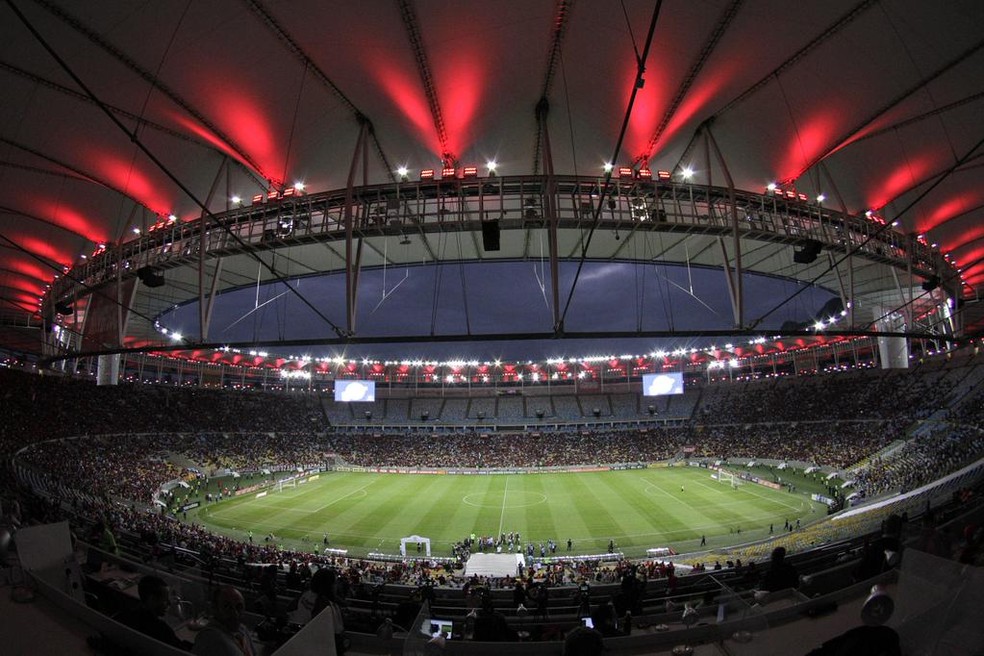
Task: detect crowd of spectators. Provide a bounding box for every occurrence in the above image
[10,417,941,509]
[1,355,982,600]
[689,419,912,469]
[0,368,323,457]
[698,367,955,425]
[328,428,677,469]
[852,384,984,499]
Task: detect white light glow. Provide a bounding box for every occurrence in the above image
[682,166,694,179]
[397,166,409,177]
[603,162,613,173]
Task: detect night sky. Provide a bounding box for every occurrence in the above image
[160,261,835,361]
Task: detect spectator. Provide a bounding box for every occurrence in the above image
[564,625,605,656]
[118,575,192,650]
[760,547,799,592]
[193,585,255,656]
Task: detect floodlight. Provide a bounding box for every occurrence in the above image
[682,166,694,180]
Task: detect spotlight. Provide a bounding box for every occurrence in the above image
[682,166,694,180]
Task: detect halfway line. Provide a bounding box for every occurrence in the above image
[497,476,510,537]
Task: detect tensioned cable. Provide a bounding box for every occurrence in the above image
[877,1,959,162]
[280,63,308,190]
[556,0,663,333]
[115,0,191,248]
[5,0,346,338]
[454,225,472,336]
[776,75,810,183]
[749,130,984,329]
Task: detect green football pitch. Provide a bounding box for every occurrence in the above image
[189,467,824,558]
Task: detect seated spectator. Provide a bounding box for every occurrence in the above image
[118,575,192,651]
[472,594,516,642]
[590,601,622,637]
[193,585,255,656]
[760,546,799,592]
[564,625,605,656]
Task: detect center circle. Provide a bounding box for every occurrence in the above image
[462,491,547,508]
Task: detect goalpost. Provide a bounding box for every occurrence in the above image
[713,468,741,488]
[277,477,298,493]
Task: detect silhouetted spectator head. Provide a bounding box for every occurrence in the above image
[564,626,605,656]
[211,585,246,632]
[137,575,171,617]
[771,546,787,565]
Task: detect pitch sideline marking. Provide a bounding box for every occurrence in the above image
[690,475,802,513]
[221,517,766,547]
[212,476,377,520]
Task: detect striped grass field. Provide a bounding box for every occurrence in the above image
[191,467,823,558]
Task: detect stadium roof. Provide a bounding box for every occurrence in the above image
[1,0,982,360]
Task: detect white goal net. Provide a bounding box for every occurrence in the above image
[277,477,298,493]
[712,468,742,488]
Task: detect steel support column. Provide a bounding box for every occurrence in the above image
[344,122,370,336]
[536,98,562,334]
[820,163,855,328]
[199,158,228,341]
[707,127,743,328]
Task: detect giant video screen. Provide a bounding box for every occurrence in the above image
[642,372,684,396]
[334,379,376,402]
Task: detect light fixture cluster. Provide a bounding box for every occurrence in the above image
[605,163,692,181]
[414,161,498,181]
[248,181,306,205]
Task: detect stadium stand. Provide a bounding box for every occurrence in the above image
[2,352,983,654]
